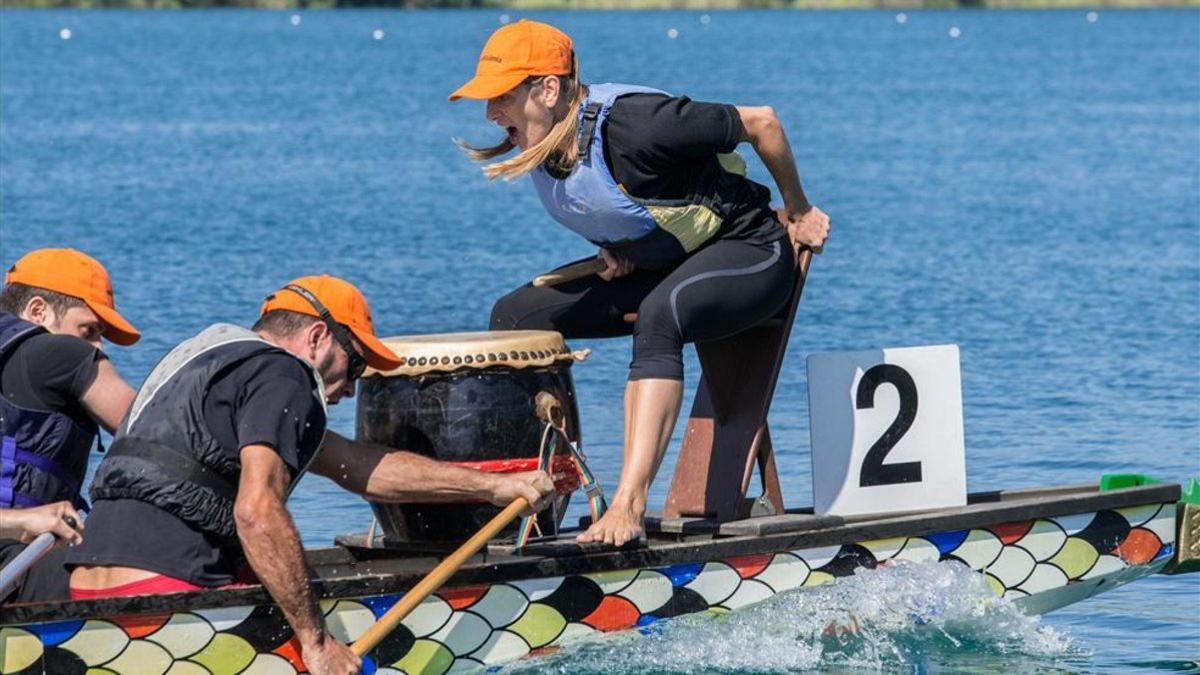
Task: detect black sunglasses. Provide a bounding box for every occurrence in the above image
[283,284,367,382]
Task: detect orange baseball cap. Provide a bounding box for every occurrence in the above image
[260,275,402,371]
[449,19,573,102]
[5,248,140,346]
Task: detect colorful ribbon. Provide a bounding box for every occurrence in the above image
[513,423,607,553]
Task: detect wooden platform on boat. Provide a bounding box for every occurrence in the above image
[0,481,1179,626]
[643,482,1110,537]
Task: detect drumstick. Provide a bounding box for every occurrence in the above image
[531,258,608,288]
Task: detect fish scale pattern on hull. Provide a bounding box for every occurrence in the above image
[0,503,1176,675]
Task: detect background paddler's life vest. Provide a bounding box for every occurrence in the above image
[89,323,327,541]
[0,312,97,512]
[530,82,751,270]
[357,330,594,543]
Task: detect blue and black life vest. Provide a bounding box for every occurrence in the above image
[0,312,97,512]
[89,323,327,541]
[530,83,750,270]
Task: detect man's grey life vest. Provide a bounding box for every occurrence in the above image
[530,83,751,270]
[89,323,326,541]
[0,312,97,512]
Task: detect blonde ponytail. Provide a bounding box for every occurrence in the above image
[458,57,585,181]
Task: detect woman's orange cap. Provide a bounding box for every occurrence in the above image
[449,19,573,102]
[260,275,403,371]
[5,248,140,346]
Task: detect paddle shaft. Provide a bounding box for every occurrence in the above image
[350,498,530,656]
[0,532,55,598]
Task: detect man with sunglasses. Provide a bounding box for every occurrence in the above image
[67,275,554,675]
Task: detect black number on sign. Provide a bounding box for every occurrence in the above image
[856,364,923,487]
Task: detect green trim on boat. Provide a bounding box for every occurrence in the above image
[1181,478,1200,506]
[1099,473,1163,491]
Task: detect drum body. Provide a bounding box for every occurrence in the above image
[356,331,584,542]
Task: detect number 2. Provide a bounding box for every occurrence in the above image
[856,364,922,487]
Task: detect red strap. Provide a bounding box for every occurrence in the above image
[448,455,580,492]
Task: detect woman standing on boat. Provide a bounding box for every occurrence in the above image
[451,20,830,546]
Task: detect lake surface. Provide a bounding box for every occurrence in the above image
[2,7,1198,672]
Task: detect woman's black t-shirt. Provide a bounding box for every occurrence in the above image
[600,92,786,247]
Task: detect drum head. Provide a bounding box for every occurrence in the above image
[365,330,588,377]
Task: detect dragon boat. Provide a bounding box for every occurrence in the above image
[5,259,1198,674]
[1,475,1197,675]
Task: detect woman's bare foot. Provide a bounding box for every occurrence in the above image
[576,500,645,546]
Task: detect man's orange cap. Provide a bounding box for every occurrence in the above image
[5,248,140,346]
[260,275,403,371]
[449,19,573,102]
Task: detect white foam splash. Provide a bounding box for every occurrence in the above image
[507,561,1079,673]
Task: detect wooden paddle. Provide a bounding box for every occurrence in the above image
[531,258,607,288]
[350,497,529,656]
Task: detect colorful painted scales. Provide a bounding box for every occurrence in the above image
[0,501,1176,675]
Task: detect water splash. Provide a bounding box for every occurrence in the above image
[507,562,1082,674]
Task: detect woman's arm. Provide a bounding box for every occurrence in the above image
[736,106,830,252]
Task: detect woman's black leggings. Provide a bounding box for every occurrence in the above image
[490,237,795,381]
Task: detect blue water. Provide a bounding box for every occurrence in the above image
[2,8,1197,672]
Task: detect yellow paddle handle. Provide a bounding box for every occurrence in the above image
[350,498,529,656]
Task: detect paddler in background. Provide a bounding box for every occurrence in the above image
[0,248,139,602]
[452,20,831,547]
[67,275,555,675]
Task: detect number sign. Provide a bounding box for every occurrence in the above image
[807,345,966,517]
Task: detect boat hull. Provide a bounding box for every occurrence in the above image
[0,488,1179,675]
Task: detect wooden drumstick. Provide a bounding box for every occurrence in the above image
[531,258,608,288]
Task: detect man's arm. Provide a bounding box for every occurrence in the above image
[235,444,359,675]
[79,360,136,433]
[309,432,554,513]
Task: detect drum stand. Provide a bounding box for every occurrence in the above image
[661,248,813,522]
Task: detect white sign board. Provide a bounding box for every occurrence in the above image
[807,344,966,517]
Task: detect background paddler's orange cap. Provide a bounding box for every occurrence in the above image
[5,248,140,346]
[449,19,573,101]
[260,275,403,371]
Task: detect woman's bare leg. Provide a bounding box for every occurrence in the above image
[577,378,683,546]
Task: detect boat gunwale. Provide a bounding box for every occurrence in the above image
[0,481,1180,625]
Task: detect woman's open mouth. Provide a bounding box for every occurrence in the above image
[506,126,519,144]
